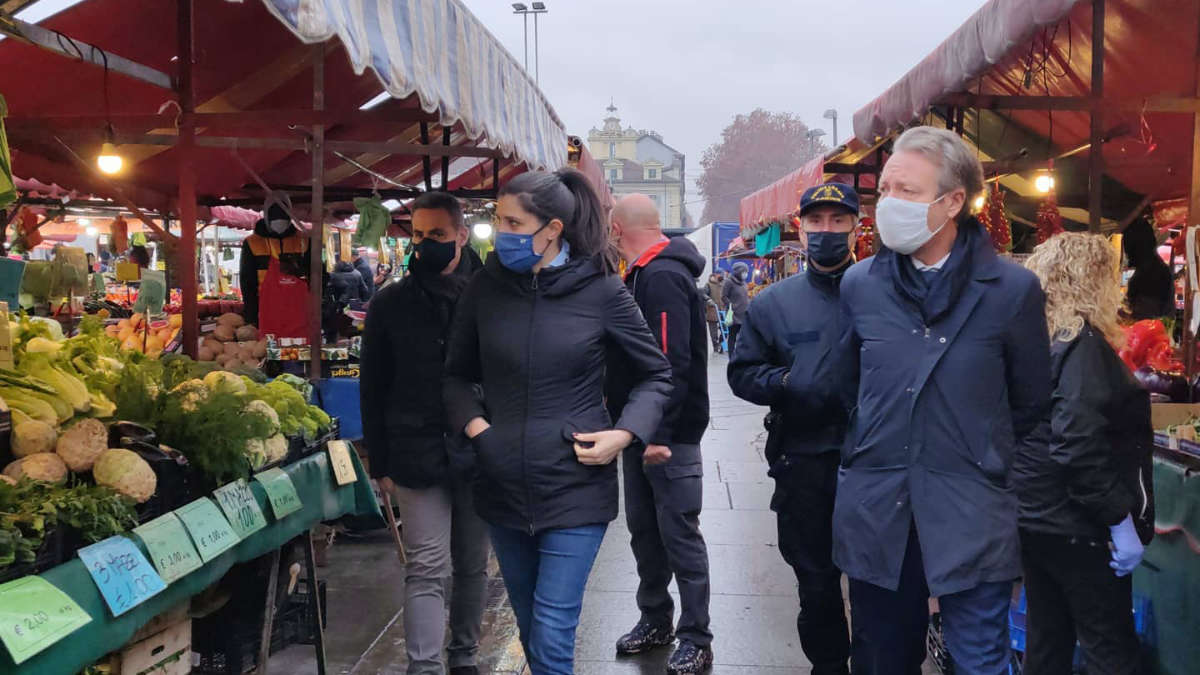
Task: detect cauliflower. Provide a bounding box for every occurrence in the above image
[93,449,157,503]
[4,454,68,484]
[13,419,58,458]
[246,400,280,436]
[171,378,210,412]
[244,438,268,470]
[55,418,108,472]
[264,434,288,463]
[203,370,247,395]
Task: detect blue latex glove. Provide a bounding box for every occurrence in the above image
[1109,514,1145,577]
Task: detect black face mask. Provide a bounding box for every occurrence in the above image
[805,231,853,269]
[410,238,458,277]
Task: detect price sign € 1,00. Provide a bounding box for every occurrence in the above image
[0,576,92,665]
[77,536,167,618]
[174,497,240,563]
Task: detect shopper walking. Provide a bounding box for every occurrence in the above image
[722,263,749,356]
[607,194,714,674]
[353,247,376,299]
[835,126,1051,675]
[727,182,860,675]
[704,272,724,353]
[360,192,488,675]
[1122,218,1174,320]
[443,170,672,675]
[1018,233,1154,675]
[331,260,370,305]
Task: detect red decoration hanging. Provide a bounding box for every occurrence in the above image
[978,183,1012,252]
[1035,191,1064,244]
[855,216,877,260]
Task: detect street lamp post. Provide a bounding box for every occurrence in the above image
[806,127,827,155]
[512,2,549,85]
[823,108,839,146]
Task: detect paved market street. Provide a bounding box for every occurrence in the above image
[271,352,817,673]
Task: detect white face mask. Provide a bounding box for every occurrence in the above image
[268,218,291,234]
[875,194,948,255]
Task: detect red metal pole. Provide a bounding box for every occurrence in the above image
[177,0,198,358]
[309,45,325,383]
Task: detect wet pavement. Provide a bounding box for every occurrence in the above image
[270,353,819,673]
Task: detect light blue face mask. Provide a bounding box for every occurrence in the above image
[494,224,549,273]
[875,194,947,255]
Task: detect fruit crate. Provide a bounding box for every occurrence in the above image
[191,578,325,675]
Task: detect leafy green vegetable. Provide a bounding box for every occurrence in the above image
[0,480,137,573]
[157,388,273,486]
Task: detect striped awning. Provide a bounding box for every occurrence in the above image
[263,0,568,172]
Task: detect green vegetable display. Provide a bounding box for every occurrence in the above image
[0,479,137,572]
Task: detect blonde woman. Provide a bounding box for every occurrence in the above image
[1019,232,1155,674]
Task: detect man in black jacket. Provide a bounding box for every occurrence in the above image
[727,183,860,675]
[360,192,487,675]
[607,194,713,674]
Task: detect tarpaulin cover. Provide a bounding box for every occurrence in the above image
[1134,454,1200,675]
[738,155,824,232]
[0,451,381,675]
[262,0,567,172]
[852,0,1083,143]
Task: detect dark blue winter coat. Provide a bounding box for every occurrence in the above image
[835,220,1051,597]
[727,266,847,461]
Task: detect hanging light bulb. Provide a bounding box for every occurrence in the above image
[96,125,124,175]
[85,225,98,237]
[973,194,986,211]
[1034,173,1055,194]
[473,222,493,240]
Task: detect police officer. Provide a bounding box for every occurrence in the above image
[727,183,859,675]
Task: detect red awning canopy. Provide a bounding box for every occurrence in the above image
[0,0,563,219]
[851,0,1200,210]
[738,155,824,232]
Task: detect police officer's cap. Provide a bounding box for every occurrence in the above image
[799,182,859,217]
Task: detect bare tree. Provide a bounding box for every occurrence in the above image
[698,109,827,224]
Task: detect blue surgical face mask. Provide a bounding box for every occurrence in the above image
[494,225,549,273]
[875,194,947,255]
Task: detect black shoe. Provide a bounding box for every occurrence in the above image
[615,621,675,656]
[449,667,479,675]
[666,640,713,674]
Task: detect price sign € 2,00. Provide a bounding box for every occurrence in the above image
[0,576,92,665]
[77,536,167,618]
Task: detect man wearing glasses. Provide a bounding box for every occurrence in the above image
[727,183,859,675]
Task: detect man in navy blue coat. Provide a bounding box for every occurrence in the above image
[727,182,861,675]
[836,126,1051,674]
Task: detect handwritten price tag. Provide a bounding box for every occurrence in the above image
[133,513,203,584]
[0,576,92,664]
[77,536,167,617]
[254,468,303,518]
[174,497,240,563]
[213,479,268,538]
[327,440,358,486]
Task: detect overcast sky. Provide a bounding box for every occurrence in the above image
[459,0,986,222]
[21,0,986,223]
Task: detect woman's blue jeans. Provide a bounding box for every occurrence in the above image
[489,524,608,675]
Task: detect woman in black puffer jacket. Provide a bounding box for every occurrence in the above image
[1018,233,1155,675]
[444,169,671,675]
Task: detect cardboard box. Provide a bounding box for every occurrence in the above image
[117,618,191,675]
[1151,403,1200,431]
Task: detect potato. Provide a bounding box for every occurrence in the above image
[251,340,267,359]
[198,346,216,362]
[212,324,236,342]
[216,313,245,328]
[241,358,260,369]
[215,352,232,367]
[202,336,223,353]
[222,342,242,358]
[235,324,258,342]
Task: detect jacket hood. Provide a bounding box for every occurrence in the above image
[334,261,354,273]
[641,237,705,279]
[252,218,301,239]
[483,252,607,298]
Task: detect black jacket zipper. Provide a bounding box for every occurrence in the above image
[521,272,539,534]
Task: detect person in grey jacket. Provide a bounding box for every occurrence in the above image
[722,262,750,356]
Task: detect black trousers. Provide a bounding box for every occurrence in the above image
[728,323,741,357]
[1020,531,1144,675]
[623,443,713,646]
[771,452,850,674]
